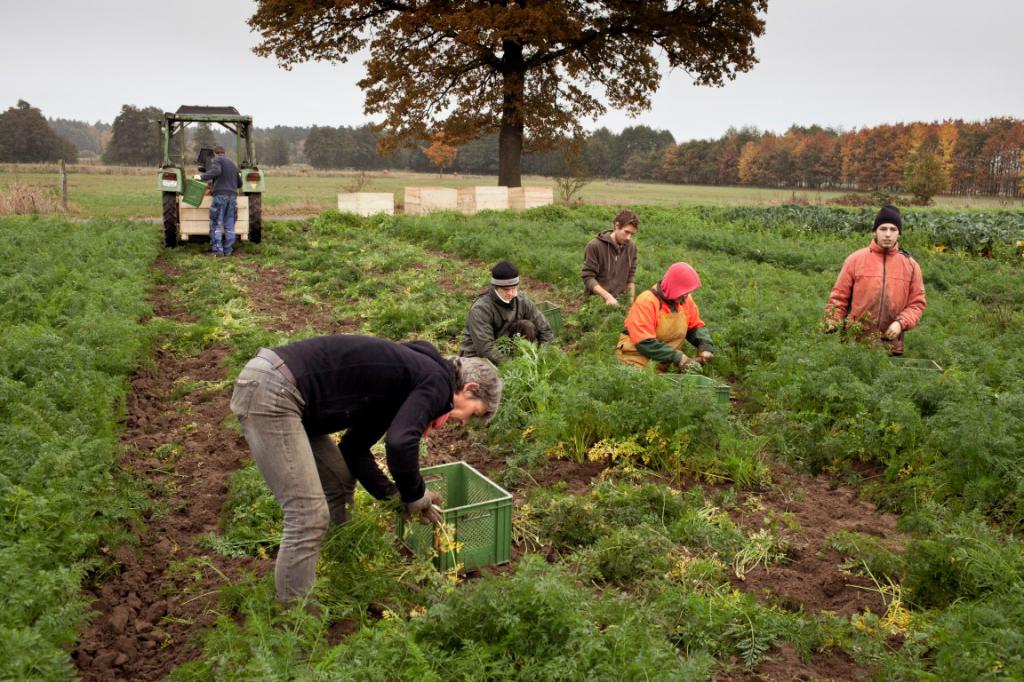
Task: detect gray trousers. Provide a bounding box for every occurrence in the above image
[230,355,356,602]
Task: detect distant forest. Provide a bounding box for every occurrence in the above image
[1,100,1021,197]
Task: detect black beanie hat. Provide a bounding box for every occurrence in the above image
[490,260,520,286]
[873,205,902,232]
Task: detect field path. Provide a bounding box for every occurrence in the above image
[72,253,346,681]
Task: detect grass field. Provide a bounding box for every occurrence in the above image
[1,165,1020,218]
[3,169,1024,678]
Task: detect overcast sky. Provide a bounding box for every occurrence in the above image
[1,1,1020,142]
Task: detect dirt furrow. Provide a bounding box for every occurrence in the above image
[73,254,344,680]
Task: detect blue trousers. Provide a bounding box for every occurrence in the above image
[209,193,237,255]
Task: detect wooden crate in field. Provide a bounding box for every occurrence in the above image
[178,195,250,241]
[338,192,395,216]
[509,186,554,210]
[404,187,458,215]
[457,186,510,214]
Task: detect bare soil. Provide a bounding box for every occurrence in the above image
[234,255,357,334]
[72,255,338,681]
[730,466,900,619]
[72,247,896,682]
[719,643,861,682]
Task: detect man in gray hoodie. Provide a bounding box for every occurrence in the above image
[581,209,638,306]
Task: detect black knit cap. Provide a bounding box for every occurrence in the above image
[873,205,902,232]
[490,260,520,286]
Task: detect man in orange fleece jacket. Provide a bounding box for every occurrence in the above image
[824,205,926,355]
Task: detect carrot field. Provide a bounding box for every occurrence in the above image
[3,203,1024,680]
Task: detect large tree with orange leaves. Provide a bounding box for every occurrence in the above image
[248,1,767,187]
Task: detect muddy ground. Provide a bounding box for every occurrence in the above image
[72,254,339,681]
[73,248,893,681]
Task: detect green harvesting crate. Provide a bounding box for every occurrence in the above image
[397,461,512,572]
[664,372,732,406]
[182,178,207,207]
[890,357,943,372]
[540,301,563,335]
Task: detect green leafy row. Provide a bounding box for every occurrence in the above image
[0,217,158,680]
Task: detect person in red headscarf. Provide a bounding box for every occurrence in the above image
[615,262,714,371]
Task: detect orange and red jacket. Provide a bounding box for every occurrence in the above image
[616,286,711,369]
[825,239,926,333]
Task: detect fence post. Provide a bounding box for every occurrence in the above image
[60,159,68,211]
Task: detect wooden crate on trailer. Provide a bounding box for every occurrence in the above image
[509,186,554,210]
[338,192,395,216]
[404,187,458,215]
[178,195,250,241]
[457,186,509,214]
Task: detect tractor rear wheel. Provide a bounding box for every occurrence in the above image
[162,192,179,247]
[246,192,262,244]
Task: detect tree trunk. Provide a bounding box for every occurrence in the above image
[498,41,525,188]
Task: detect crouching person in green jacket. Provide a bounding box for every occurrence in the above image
[459,260,554,365]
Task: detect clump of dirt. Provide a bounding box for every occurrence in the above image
[234,259,357,334]
[731,466,901,618]
[719,642,862,682]
[74,255,355,681]
[72,341,269,681]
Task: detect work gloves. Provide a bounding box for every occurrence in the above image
[403,490,444,525]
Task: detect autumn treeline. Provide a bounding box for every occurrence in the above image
[7,96,1021,197]
[655,119,1024,197]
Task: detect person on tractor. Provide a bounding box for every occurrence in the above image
[459,260,555,365]
[197,145,242,256]
[230,335,503,604]
[824,205,927,355]
[616,262,715,372]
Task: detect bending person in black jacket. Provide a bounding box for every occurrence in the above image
[230,334,503,603]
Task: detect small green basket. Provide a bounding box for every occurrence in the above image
[397,462,512,572]
[891,357,943,372]
[540,301,563,335]
[182,178,207,207]
[664,372,732,406]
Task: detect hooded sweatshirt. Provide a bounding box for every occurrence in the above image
[199,154,243,196]
[581,230,637,298]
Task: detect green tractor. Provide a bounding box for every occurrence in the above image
[156,105,265,247]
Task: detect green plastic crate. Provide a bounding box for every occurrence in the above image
[540,301,563,335]
[891,357,943,372]
[664,372,732,406]
[397,462,512,572]
[182,178,207,207]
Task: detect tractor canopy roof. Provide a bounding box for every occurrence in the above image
[166,105,251,124]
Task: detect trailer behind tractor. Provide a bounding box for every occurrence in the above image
[156,105,264,247]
